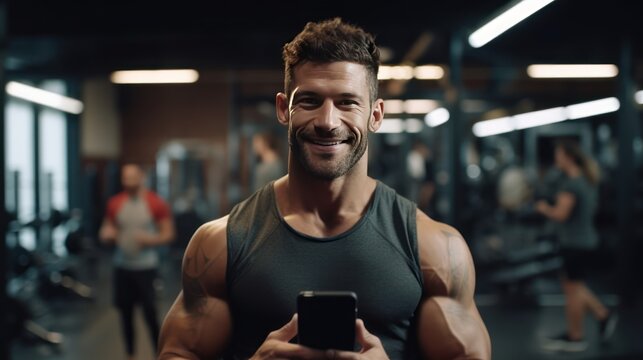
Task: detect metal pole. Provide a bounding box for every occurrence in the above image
[0,1,10,357]
[616,38,637,306]
[443,32,464,229]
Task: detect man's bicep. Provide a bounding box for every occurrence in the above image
[159,218,232,359]
[417,216,476,304]
[416,212,491,359]
[442,229,476,304]
[159,292,231,359]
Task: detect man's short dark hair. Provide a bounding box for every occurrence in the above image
[282,17,380,102]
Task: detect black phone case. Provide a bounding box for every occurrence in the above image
[297,291,357,351]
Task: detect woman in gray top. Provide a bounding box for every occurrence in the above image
[536,139,617,352]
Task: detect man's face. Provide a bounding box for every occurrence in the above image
[285,62,377,180]
[121,165,143,193]
[554,147,568,170]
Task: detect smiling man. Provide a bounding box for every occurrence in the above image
[159,18,490,360]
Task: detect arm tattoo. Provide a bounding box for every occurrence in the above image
[442,230,468,299]
[182,245,215,315]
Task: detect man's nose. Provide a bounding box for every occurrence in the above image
[313,100,341,131]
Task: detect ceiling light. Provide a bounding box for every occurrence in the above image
[378,66,414,80]
[468,0,556,48]
[110,69,199,84]
[425,107,450,127]
[635,90,643,104]
[405,118,424,133]
[513,107,567,129]
[473,97,620,137]
[472,117,514,137]
[384,99,404,114]
[566,97,620,119]
[6,81,84,114]
[414,65,444,79]
[404,99,439,114]
[378,118,405,133]
[527,64,618,78]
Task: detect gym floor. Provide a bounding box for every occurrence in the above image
[10,249,643,360]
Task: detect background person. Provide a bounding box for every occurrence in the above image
[252,131,286,192]
[99,163,175,360]
[536,139,617,352]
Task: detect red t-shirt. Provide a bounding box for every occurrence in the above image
[106,190,171,224]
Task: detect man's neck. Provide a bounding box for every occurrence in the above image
[126,187,145,198]
[274,157,376,236]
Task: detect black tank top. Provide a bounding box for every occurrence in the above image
[226,181,423,359]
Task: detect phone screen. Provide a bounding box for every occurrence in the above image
[297,291,357,351]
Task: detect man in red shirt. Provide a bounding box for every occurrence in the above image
[100,163,175,360]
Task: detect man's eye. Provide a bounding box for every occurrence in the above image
[300,98,318,105]
[339,100,357,106]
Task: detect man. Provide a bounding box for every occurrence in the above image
[252,131,286,192]
[100,164,175,360]
[159,18,490,359]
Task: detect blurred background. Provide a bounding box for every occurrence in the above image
[1,0,642,359]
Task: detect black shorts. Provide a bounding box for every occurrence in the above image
[113,268,158,309]
[560,249,594,281]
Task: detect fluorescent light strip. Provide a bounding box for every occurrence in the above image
[473,117,514,137]
[406,118,424,133]
[635,90,643,104]
[384,100,405,114]
[473,97,620,137]
[527,64,618,78]
[425,107,450,127]
[468,0,556,48]
[378,119,405,133]
[110,69,199,84]
[377,66,413,80]
[414,65,444,79]
[566,97,620,119]
[378,65,444,80]
[384,99,439,114]
[378,118,427,133]
[404,99,439,114]
[513,107,566,129]
[5,81,84,114]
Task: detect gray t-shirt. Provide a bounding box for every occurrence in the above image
[112,195,161,269]
[556,176,599,250]
[252,159,285,192]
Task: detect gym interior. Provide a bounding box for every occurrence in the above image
[2,1,643,359]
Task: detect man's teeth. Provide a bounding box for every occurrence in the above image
[312,141,342,146]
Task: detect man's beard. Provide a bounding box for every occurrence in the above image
[289,125,368,181]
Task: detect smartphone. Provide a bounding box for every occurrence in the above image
[297,291,357,351]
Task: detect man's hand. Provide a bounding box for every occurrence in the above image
[98,219,118,244]
[251,314,328,360]
[535,200,550,215]
[326,319,389,360]
[134,230,159,247]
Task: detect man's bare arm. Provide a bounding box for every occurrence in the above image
[137,217,176,247]
[416,210,491,359]
[99,218,117,245]
[158,216,232,359]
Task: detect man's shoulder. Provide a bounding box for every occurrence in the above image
[108,191,128,202]
[187,216,230,251]
[144,189,169,204]
[415,210,467,257]
[107,192,129,210]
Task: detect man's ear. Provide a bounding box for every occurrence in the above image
[276,92,290,126]
[368,99,384,132]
